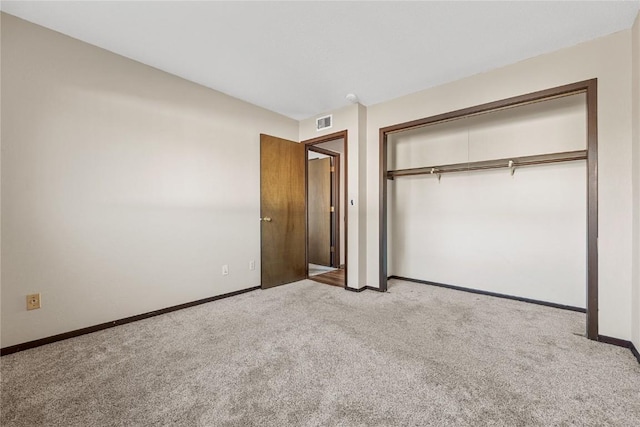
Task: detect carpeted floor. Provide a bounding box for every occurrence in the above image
[2,279,639,426]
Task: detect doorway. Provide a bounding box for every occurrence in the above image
[304,131,348,288]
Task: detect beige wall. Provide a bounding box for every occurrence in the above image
[0,14,298,348]
[299,104,367,289]
[358,104,368,285]
[367,30,634,340]
[0,14,3,348]
[632,12,640,351]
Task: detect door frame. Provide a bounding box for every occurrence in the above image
[303,130,348,288]
[379,79,599,340]
[308,146,341,268]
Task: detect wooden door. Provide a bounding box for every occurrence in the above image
[260,134,306,288]
[308,157,332,266]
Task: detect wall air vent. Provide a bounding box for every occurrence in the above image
[316,115,332,131]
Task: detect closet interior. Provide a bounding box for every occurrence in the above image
[379,80,598,338]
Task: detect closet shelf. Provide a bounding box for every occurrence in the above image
[386,150,587,179]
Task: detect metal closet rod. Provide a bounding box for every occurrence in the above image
[386,150,587,179]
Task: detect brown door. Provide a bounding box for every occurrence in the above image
[308,157,332,266]
[260,134,306,288]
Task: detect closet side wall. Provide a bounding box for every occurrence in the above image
[367,30,633,340]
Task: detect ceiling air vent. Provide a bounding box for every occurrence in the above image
[316,115,332,131]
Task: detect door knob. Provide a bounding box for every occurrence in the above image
[260,217,272,222]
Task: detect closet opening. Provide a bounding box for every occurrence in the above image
[379,79,598,340]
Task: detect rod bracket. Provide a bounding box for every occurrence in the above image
[430,168,441,182]
[509,160,516,176]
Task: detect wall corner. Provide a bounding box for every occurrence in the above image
[631,10,640,351]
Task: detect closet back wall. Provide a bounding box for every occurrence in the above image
[388,94,587,308]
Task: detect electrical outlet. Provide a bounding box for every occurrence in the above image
[222,265,229,276]
[27,293,41,310]
[249,260,255,270]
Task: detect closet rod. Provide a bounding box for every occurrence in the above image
[387,150,587,179]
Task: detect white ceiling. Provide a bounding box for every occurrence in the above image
[2,1,640,120]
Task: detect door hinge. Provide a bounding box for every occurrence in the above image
[330,206,335,212]
[330,166,335,173]
[330,246,335,253]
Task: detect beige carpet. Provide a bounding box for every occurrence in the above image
[2,279,639,426]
